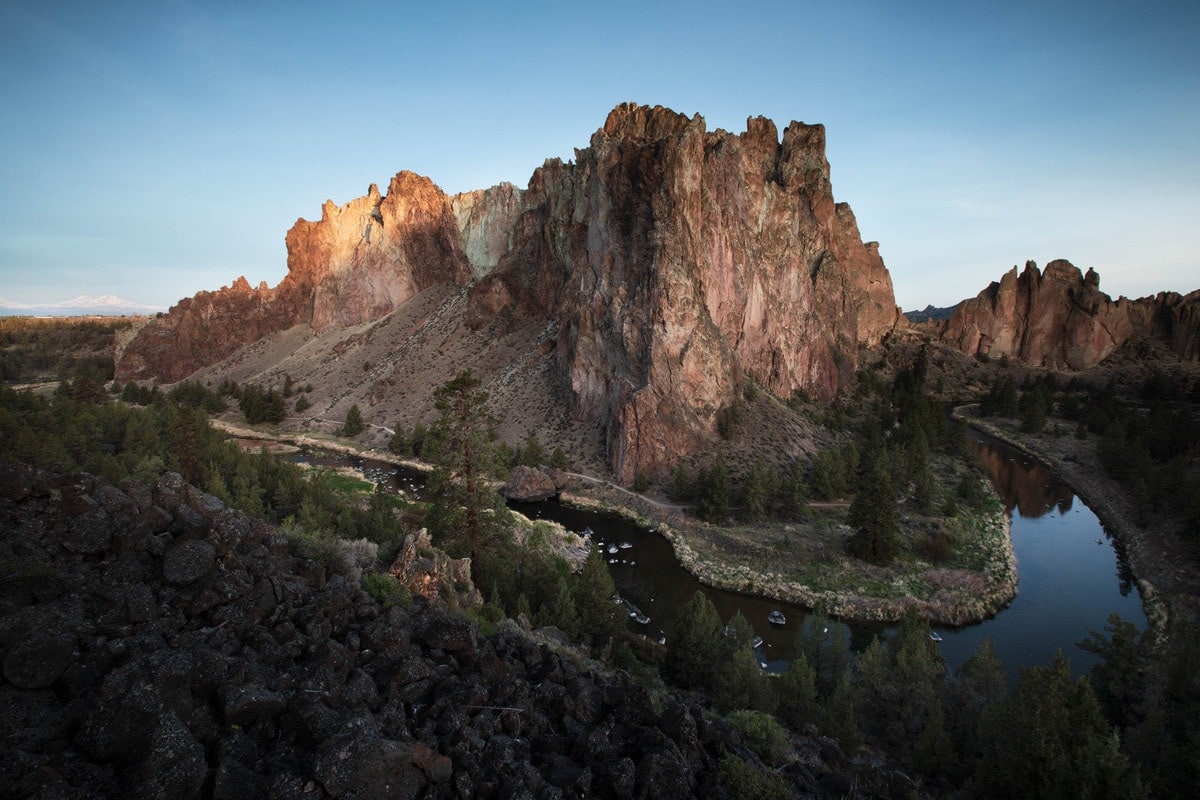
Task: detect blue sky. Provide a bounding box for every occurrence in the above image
[1,1,1197,311]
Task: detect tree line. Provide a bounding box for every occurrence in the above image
[978,371,1200,539]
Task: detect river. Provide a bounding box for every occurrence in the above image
[298,432,1147,681]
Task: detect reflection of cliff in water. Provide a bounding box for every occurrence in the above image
[970,435,1075,518]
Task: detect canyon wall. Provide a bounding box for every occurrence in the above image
[116,103,905,481]
[933,259,1200,368]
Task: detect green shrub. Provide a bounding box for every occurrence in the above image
[715,754,792,800]
[362,572,411,608]
[725,709,791,767]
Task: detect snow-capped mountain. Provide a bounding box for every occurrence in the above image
[0,295,164,316]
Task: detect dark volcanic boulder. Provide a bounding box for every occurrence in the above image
[0,461,891,798]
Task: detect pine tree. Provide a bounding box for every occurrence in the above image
[775,654,819,730]
[698,456,730,523]
[847,453,901,565]
[425,371,508,571]
[342,404,365,436]
[776,458,809,521]
[742,458,775,522]
[975,654,1146,800]
[518,433,545,467]
[664,591,725,690]
[573,546,623,652]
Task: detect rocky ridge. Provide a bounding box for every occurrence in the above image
[0,460,909,799]
[927,259,1200,369]
[116,103,904,482]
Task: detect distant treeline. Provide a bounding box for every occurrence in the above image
[978,371,1200,537]
[0,316,131,384]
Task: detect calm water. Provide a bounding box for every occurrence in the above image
[299,434,1146,680]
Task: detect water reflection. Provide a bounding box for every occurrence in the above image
[971,439,1075,519]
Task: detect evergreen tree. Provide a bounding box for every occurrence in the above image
[663,591,725,690]
[741,458,775,522]
[775,458,809,521]
[975,654,1146,800]
[424,371,509,570]
[698,456,730,523]
[847,453,901,565]
[342,404,365,436]
[573,545,623,652]
[775,654,819,730]
[518,433,545,467]
[540,576,580,638]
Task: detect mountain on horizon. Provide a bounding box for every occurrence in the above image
[0,294,164,317]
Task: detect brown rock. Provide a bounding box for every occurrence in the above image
[932,260,1200,368]
[468,104,903,481]
[504,465,559,501]
[115,103,907,481]
[388,530,481,608]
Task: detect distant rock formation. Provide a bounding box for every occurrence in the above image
[116,103,905,481]
[929,260,1200,368]
[904,304,959,324]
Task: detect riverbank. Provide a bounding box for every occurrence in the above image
[209,416,1018,626]
[561,481,1017,627]
[953,407,1185,645]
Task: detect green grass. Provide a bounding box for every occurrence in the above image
[324,472,375,495]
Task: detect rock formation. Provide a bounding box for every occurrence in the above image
[387,528,482,607]
[468,105,902,481]
[0,459,901,799]
[117,172,473,383]
[931,260,1200,369]
[503,465,560,502]
[116,103,905,481]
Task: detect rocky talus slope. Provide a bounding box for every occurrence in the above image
[116,103,904,482]
[927,259,1200,368]
[0,461,907,799]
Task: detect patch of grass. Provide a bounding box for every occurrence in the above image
[324,472,374,495]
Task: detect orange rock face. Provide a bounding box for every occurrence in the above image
[468,104,903,481]
[116,172,472,382]
[934,260,1200,369]
[117,104,905,481]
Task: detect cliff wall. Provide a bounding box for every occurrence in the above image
[116,104,904,481]
[933,259,1200,368]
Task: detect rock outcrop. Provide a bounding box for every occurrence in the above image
[116,104,905,481]
[931,260,1200,369]
[387,528,482,607]
[468,104,903,481]
[0,460,901,799]
[117,172,473,383]
[503,465,560,502]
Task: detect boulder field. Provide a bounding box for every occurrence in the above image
[0,460,910,799]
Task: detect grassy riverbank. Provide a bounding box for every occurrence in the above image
[563,472,1017,626]
[213,415,1019,626]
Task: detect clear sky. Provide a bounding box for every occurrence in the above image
[2,0,1197,311]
